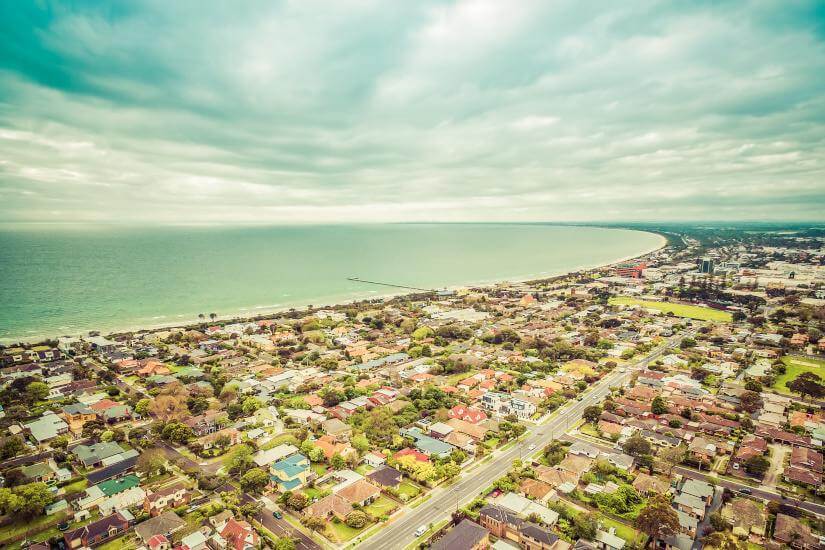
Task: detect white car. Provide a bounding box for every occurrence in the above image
[528,444,536,451]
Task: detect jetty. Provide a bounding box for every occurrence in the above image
[347,277,435,292]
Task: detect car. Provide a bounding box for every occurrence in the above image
[415,525,427,537]
[57,522,70,531]
[577,396,583,401]
[528,444,536,451]
[273,510,283,519]
[739,488,752,495]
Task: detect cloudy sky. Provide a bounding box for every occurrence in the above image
[1,1,824,224]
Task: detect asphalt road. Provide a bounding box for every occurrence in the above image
[239,492,322,550]
[359,367,646,549]
[564,434,825,519]
[358,337,683,550]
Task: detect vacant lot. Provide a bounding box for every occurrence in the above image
[774,356,825,394]
[609,297,732,322]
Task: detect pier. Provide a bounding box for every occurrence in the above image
[347,277,435,292]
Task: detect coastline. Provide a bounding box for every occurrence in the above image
[1,229,667,345]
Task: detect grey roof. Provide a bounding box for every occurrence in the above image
[430,519,488,550]
[73,442,125,465]
[134,510,186,542]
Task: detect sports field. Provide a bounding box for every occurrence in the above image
[774,356,825,394]
[609,297,732,322]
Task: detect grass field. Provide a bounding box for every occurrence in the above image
[397,481,421,500]
[774,356,825,394]
[364,495,398,517]
[600,517,646,545]
[609,297,732,322]
[327,519,370,542]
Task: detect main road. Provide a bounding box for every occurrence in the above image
[359,337,678,550]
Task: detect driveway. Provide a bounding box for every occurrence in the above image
[763,443,787,488]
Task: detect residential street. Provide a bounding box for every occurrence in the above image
[356,338,682,550]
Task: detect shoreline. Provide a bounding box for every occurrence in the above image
[1,228,666,345]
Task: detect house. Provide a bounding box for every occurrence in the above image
[74,442,127,468]
[632,473,670,496]
[303,493,353,521]
[144,482,190,516]
[680,479,714,506]
[479,505,565,550]
[197,427,241,450]
[22,461,56,483]
[64,512,130,549]
[180,530,208,550]
[314,434,356,461]
[271,453,311,491]
[721,498,766,540]
[134,511,187,544]
[61,403,98,433]
[322,418,352,440]
[595,528,626,550]
[520,478,555,503]
[773,513,821,549]
[431,519,490,550]
[99,485,146,516]
[221,518,260,550]
[558,454,594,478]
[363,451,386,468]
[449,405,488,424]
[337,478,381,506]
[367,465,403,489]
[24,411,69,444]
[496,492,559,526]
[147,534,170,550]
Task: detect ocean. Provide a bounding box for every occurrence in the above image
[0,224,663,343]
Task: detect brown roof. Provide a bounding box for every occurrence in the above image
[632,473,669,495]
[304,494,353,520]
[534,465,579,487]
[337,479,381,504]
[446,417,488,440]
[520,478,554,500]
[558,454,593,476]
[774,514,819,548]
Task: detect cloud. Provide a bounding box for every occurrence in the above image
[0,0,824,223]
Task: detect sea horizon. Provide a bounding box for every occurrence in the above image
[0,223,664,344]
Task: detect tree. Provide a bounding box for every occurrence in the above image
[135,398,151,417]
[573,512,599,540]
[701,531,747,550]
[362,407,397,447]
[241,396,262,415]
[680,338,696,349]
[743,379,762,392]
[651,396,668,415]
[744,455,770,476]
[272,537,296,550]
[635,494,680,543]
[301,516,326,531]
[160,421,193,444]
[738,391,762,413]
[787,372,825,401]
[25,381,49,403]
[345,510,369,529]
[440,462,461,479]
[137,448,167,476]
[622,433,652,458]
[583,405,602,424]
[225,444,254,476]
[351,434,370,455]
[0,436,26,459]
[708,511,729,532]
[240,467,269,494]
[659,445,686,475]
[331,453,346,470]
[287,492,308,510]
[149,385,190,421]
[0,482,55,517]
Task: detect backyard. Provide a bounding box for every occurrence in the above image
[364,495,398,518]
[397,481,421,501]
[609,297,732,322]
[774,356,825,394]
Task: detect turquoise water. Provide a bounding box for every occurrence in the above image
[0,224,662,342]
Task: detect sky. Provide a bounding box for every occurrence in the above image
[1,1,824,224]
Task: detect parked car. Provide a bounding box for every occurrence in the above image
[273,510,283,519]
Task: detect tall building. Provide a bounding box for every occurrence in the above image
[697,257,714,274]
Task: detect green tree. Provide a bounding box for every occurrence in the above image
[0,436,26,459]
[701,531,747,550]
[272,537,296,550]
[287,492,309,510]
[241,396,262,415]
[345,510,369,529]
[240,467,269,494]
[331,453,345,470]
[583,405,602,424]
[635,494,680,543]
[651,396,668,415]
[573,512,598,540]
[135,398,151,417]
[25,381,49,403]
[351,433,370,455]
[225,444,254,475]
[136,448,167,477]
[787,372,825,401]
[622,433,652,458]
[744,455,770,476]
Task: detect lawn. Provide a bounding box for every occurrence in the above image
[0,511,66,546]
[609,297,732,322]
[774,356,825,394]
[61,478,88,495]
[95,536,138,550]
[600,517,646,545]
[364,495,398,517]
[327,518,370,543]
[311,462,328,477]
[580,423,601,439]
[444,369,480,385]
[397,481,421,500]
[355,464,374,475]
